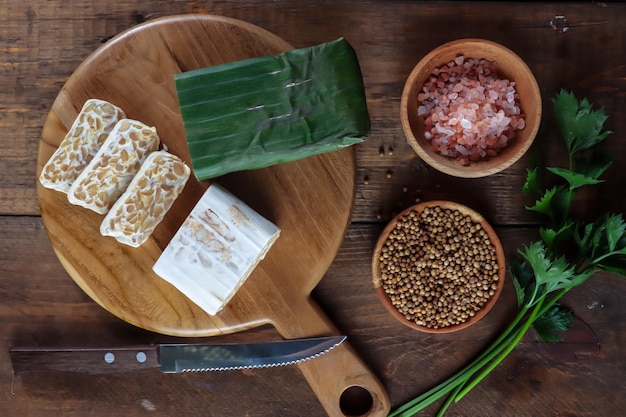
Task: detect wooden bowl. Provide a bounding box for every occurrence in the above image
[401,38,542,178]
[372,200,506,333]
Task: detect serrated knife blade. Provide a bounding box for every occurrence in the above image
[9,336,346,375]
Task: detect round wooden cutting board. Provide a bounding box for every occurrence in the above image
[37,14,389,417]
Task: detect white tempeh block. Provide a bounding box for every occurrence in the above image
[67,118,160,214]
[39,99,126,193]
[100,151,191,248]
[152,183,281,315]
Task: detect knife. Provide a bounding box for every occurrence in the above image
[10,335,346,375]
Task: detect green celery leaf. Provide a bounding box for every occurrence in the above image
[593,214,626,276]
[589,220,606,258]
[520,241,589,295]
[577,214,626,261]
[547,167,604,189]
[540,227,558,249]
[539,221,574,252]
[575,221,599,259]
[552,89,612,155]
[527,186,569,223]
[532,304,574,342]
[605,213,626,252]
[575,152,612,181]
[597,255,626,277]
[523,167,542,195]
[552,89,578,145]
[175,38,370,180]
[526,186,558,217]
[510,257,536,307]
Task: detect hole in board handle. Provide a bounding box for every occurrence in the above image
[340,385,374,416]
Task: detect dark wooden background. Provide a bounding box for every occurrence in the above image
[1,1,625,416]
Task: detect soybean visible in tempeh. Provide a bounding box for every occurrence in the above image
[100,150,190,247]
[39,99,126,193]
[67,118,160,214]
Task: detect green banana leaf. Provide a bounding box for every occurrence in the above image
[174,37,370,181]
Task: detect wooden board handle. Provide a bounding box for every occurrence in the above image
[297,339,390,417]
[273,298,390,417]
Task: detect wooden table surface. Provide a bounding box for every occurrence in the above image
[2,1,625,416]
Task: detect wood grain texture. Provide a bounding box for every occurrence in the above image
[1,1,626,417]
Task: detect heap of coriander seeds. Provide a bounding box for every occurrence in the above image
[377,204,500,330]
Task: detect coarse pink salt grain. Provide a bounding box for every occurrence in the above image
[417,56,525,166]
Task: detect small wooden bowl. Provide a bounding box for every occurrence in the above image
[372,201,506,333]
[401,38,542,178]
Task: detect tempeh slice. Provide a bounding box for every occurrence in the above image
[67,118,160,214]
[100,151,191,247]
[152,183,281,315]
[39,99,126,193]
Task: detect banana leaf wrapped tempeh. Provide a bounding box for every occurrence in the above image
[175,37,370,180]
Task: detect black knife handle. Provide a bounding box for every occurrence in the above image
[9,346,159,375]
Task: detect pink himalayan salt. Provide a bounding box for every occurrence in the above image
[417,56,525,166]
